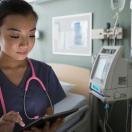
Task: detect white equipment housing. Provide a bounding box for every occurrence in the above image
[90,46,132,102]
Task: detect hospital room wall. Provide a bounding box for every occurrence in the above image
[29,0,131,69]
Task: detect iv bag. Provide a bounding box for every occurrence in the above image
[111,0,126,12]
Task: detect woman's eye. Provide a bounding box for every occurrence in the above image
[29,35,35,38]
[10,36,19,39]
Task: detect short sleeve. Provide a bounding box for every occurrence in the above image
[47,67,66,105]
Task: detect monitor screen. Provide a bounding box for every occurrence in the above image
[94,56,108,83]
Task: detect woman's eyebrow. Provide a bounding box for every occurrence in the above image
[30,28,36,31]
[7,28,20,32]
[7,27,36,32]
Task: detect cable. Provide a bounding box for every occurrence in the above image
[24,89,54,120]
[125,99,129,132]
[125,60,130,132]
[103,103,113,132]
[113,12,119,46]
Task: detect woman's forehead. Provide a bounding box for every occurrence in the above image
[1,14,36,31]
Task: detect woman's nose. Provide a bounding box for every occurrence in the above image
[19,37,29,47]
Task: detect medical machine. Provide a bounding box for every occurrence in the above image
[89,46,132,102]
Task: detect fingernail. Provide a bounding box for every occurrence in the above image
[45,114,48,116]
[21,122,25,127]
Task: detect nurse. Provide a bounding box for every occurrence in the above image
[0,0,66,132]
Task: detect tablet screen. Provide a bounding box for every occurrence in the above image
[19,107,78,132]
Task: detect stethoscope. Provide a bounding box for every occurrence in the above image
[0,59,54,120]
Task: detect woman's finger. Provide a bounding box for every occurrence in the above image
[31,127,42,132]
[45,107,53,115]
[42,121,50,132]
[50,118,64,132]
[23,130,32,132]
[42,118,64,132]
[52,118,64,127]
[1,111,25,127]
[0,117,15,132]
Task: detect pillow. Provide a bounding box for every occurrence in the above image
[59,81,76,93]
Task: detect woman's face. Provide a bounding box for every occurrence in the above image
[0,14,37,60]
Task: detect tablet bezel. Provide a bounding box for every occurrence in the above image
[20,107,79,131]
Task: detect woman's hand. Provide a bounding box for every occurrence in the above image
[24,107,63,132]
[24,118,64,132]
[0,111,25,132]
[42,118,64,132]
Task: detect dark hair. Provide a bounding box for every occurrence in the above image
[0,0,38,26]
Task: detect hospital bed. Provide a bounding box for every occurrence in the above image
[49,63,91,132]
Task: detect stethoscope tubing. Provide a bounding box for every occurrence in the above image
[0,59,54,120]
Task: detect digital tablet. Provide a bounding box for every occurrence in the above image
[19,107,78,132]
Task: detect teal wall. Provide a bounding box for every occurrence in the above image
[29,0,131,69]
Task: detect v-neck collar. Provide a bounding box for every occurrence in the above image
[0,65,30,88]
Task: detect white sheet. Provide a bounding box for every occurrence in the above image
[54,93,90,132]
[54,93,88,113]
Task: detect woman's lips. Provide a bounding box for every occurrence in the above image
[16,51,28,55]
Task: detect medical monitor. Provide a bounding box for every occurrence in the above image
[90,46,130,102]
[94,56,109,84]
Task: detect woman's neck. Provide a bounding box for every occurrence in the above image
[0,52,27,69]
[0,52,28,86]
